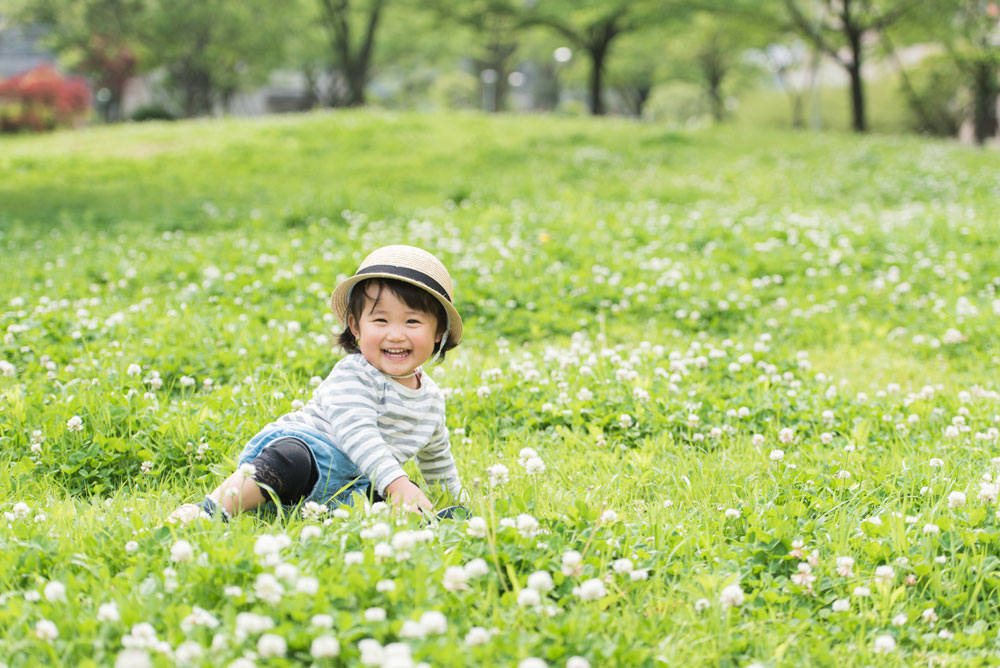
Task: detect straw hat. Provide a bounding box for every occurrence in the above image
[330,245,463,346]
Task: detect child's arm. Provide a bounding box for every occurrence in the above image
[415,416,464,503]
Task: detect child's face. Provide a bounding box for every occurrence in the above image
[349,286,441,382]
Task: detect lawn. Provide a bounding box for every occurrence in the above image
[1,110,999,667]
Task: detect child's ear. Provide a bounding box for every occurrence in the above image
[348,316,360,338]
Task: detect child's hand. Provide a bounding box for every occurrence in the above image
[384,476,435,516]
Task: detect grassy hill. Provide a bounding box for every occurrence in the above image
[1,111,999,665]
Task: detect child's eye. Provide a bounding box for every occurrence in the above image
[373,318,388,323]
[407,319,422,324]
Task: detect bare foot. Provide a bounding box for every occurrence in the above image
[166,503,207,524]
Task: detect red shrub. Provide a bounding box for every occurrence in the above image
[0,64,92,132]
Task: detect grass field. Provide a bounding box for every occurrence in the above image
[1,110,999,667]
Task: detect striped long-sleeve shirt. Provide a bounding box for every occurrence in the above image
[266,353,462,498]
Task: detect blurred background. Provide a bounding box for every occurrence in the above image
[0,0,997,145]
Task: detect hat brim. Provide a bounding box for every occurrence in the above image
[330,273,463,346]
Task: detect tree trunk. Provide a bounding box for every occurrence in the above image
[588,43,607,115]
[847,29,866,132]
[972,59,999,145]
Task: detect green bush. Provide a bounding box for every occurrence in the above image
[899,54,963,136]
[130,104,176,122]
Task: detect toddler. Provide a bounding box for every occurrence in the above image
[169,245,464,522]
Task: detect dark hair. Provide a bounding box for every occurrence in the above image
[337,278,457,361]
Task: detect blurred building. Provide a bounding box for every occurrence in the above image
[0,22,55,79]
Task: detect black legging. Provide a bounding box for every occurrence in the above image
[251,437,319,506]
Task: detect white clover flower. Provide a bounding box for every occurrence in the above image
[126,363,142,377]
[527,570,554,592]
[35,619,58,641]
[517,588,541,607]
[873,634,896,653]
[254,573,284,604]
[376,579,396,592]
[115,649,152,668]
[296,577,319,595]
[310,613,335,629]
[174,641,204,664]
[619,413,634,428]
[344,551,364,565]
[122,622,159,649]
[820,432,834,444]
[257,633,286,658]
[170,539,194,563]
[442,566,470,592]
[223,585,242,597]
[517,513,540,538]
[892,613,907,626]
[576,578,607,601]
[612,558,634,574]
[399,620,426,640]
[364,607,387,622]
[769,449,784,461]
[44,580,66,603]
[466,516,488,538]
[923,523,940,534]
[487,463,509,487]
[751,434,765,446]
[948,491,966,508]
[275,562,298,582]
[420,610,447,634]
[928,457,944,468]
[523,456,546,475]
[358,638,384,665]
[234,612,274,637]
[97,601,121,622]
[778,427,795,443]
[874,565,895,582]
[300,525,322,541]
[922,607,938,624]
[311,635,340,658]
[302,501,328,521]
[465,626,492,646]
[600,509,618,523]
[853,586,871,597]
[66,415,83,432]
[832,598,850,612]
[0,360,15,376]
[519,658,547,668]
[253,534,284,559]
[125,540,139,553]
[694,598,710,612]
[562,550,583,576]
[181,606,220,632]
[719,583,744,608]
[979,481,1000,503]
[724,508,740,520]
[465,558,490,578]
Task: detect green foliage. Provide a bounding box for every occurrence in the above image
[1,111,1000,664]
[130,104,176,122]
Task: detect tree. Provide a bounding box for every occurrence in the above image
[139,0,288,117]
[316,0,386,106]
[522,0,672,116]
[17,0,144,122]
[781,0,920,132]
[924,0,999,143]
[426,0,522,112]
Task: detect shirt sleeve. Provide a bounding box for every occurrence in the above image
[415,411,464,502]
[314,359,407,496]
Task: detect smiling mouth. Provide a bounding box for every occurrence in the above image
[382,348,411,359]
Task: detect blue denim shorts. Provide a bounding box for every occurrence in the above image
[237,425,373,506]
